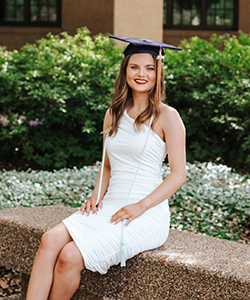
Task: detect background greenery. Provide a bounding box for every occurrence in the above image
[0,30,249,244]
[0,28,250,171]
[1,162,249,243]
[0,28,121,170]
[164,32,250,172]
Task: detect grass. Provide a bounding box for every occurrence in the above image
[0,161,249,243]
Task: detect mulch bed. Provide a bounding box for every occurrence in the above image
[0,268,21,298]
[238,227,250,244]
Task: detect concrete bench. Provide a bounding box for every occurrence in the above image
[0,205,249,300]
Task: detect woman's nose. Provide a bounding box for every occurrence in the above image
[138,67,145,77]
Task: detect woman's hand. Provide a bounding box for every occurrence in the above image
[110,201,146,227]
[79,197,103,216]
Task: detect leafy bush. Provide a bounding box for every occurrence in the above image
[1,29,250,171]
[0,28,122,169]
[0,162,249,242]
[164,31,250,171]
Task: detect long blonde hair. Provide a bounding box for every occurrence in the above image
[109,54,165,136]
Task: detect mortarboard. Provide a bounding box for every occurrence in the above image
[109,35,182,56]
[109,35,182,104]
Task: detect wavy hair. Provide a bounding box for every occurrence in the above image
[109,54,165,136]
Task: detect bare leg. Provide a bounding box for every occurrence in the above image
[49,241,85,300]
[26,223,72,300]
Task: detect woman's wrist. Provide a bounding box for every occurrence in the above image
[139,197,151,212]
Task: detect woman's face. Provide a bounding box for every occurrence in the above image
[126,53,156,94]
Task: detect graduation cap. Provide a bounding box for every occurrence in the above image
[109,35,182,105]
[109,35,182,57]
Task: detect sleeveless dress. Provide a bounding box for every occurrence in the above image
[62,110,170,274]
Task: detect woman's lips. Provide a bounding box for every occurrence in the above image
[134,79,147,85]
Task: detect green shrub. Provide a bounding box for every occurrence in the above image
[0,28,122,169]
[1,29,250,171]
[164,31,250,171]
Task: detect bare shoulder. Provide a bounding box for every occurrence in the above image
[159,104,184,126]
[158,104,185,141]
[159,103,181,120]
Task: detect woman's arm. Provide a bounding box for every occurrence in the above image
[110,105,186,226]
[141,106,186,210]
[79,109,112,215]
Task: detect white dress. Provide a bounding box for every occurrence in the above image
[62,110,170,274]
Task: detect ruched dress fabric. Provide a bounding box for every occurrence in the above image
[62,110,170,274]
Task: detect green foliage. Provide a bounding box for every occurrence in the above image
[163,162,250,241]
[1,30,250,170]
[0,164,100,209]
[0,162,249,242]
[164,31,250,170]
[0,28,122,169]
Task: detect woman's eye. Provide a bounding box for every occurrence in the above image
[131,66,138,69]
[147,67,155,71]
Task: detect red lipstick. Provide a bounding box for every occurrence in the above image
[134,79,147,85]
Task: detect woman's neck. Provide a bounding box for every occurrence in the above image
[131,91,149,113]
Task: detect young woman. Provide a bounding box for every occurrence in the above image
[26,36,186,300]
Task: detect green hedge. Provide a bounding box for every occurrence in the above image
[0,28,122,169]
[164,31,250,171]
[0,29,250,171]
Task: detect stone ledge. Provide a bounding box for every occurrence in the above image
[0,205,249,300]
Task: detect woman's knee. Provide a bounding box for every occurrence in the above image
[56,242,84,273]
[39,230,57,253]
[39,223,72,254]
